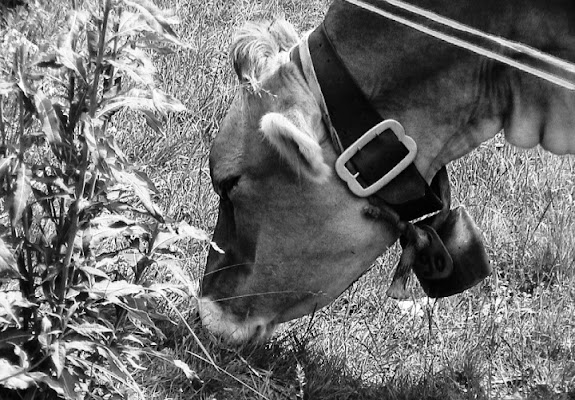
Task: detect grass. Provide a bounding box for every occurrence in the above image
[109,0,575,399]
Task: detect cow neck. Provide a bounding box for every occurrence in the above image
[290,23,444,222]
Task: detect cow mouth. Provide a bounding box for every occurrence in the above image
[198,297,277,343]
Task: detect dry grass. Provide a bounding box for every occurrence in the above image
[111,0,575,399]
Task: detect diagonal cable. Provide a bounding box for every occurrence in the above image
[345,0,575,91]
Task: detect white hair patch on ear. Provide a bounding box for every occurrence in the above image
[261,112,330,182]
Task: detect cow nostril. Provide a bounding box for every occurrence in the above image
[253,321,277,342]
[254,324,263,338]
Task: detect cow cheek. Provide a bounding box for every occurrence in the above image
[201,200,259,320]
[202,247,254,312]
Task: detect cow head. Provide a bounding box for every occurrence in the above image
[199,20,399,342]
[199,0,575,343]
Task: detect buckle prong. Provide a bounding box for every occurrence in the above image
[335,120,417,197]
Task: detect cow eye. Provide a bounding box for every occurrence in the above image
[219,176,240,200]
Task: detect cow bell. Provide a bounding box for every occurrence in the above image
[413,206,492,298]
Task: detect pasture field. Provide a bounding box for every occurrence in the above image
[3,0,574,399]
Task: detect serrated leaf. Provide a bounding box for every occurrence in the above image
[105,59,152,87]
[96,94,152,119]
[12,344,29,368]
[110,166,163,221]
[125,354,147,371]
[0,237,20,280]
[89,280,145,300]
[15,43,37,96]
[57,47,87,81]
[105,49,155,86]
[150,229,178,254]
[118,4,189,49]
[122,296,158,330]
[8,162,32,227]
[115,11,148,38]
[173,359,201,383]
[148,282,188,298]
[151,88,186,113]
[177,221,210,241]
[34,91,63,144]
[56,10,89,81]
[90,223,149,248]
[133,169,159,193]
[50,342,66,378]
[64,340,97,353]
[68,322,113,339]
[89,134,126,178]
[138,32,176,54]
[58,11,89,50]
[141,108,164,136]
[97,87,185,119]
[123,0,180,38]
[78,265,111,280]
[150,222,209,255]
[0,359,35,390]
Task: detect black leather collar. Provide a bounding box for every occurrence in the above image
[291,23,444,222]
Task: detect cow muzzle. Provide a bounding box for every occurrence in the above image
[198,297,277,343]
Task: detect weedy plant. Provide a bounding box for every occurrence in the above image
[0,0,207,398]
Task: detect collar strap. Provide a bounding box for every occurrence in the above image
[291,23,443,221]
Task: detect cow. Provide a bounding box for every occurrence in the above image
[199,0,575,343]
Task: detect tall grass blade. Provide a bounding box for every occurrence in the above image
[8,162,31,227]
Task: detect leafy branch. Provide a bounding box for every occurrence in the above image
[0,1,204,399]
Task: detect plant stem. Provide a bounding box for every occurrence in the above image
[89,0,112,118]
[58,207,77,305]
[58,140,89,309]
[0,97,5,156]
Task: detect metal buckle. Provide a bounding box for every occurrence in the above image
[335,119,417,197]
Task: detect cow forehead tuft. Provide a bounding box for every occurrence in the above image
[210,89,271,181]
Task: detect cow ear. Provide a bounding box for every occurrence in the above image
[231,19,299,88]
[260,112,330,182]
